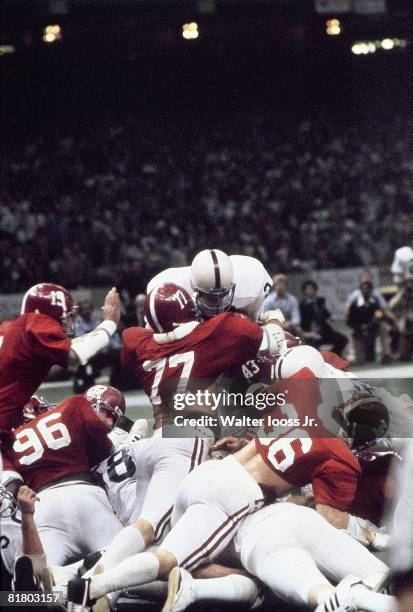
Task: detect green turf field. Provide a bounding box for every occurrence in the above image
[39,362,413,428]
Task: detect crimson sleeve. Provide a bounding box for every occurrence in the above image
[80,399,114,467]
[121,327,146,372]
[219,314,263,363]
[312,458,359,510]
[26,315,71,367]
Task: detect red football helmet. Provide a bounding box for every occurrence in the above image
[21,283,76,336]
[144,283,198,332]
[84,384,126,430]
[23,395,55,423]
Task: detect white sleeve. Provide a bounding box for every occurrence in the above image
[70,320,117,366]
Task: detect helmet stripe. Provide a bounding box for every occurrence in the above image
[209,249,221,288]
[20,288,31,314]
[149,288,164,332]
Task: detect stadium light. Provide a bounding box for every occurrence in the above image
[381,38,394,50]
[43,24,62,44]
[326,18,341,36]
[182,22,199,40]
[351,38,407,55]
[0,45,15,55]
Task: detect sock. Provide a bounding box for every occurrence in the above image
[27,553,47,576]
[352,585,396,612]
[88,526,145,575]
[89,552,160,599]
[193,575,258,605]
[345,515,369,546]
[316,587,335,605]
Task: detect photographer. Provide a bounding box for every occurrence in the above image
[389,279,413,361]
[346,274,393,365]
[299,280,347,356]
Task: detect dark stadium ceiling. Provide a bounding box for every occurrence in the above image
[2,0,413,50]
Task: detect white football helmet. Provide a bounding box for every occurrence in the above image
[190,249,235,318]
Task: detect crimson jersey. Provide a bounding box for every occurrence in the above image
[3,396,112,491]
[0,314,71,431]
[122,313,263,427]
[255,373,360,510]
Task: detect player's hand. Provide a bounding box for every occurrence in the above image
[211,436,247,454]
[17,486,39,515]
[259,309,285,325]
[102,287,121,325]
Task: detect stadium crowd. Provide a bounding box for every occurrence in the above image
[1,112,413,295]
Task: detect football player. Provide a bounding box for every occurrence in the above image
[0,283,120,431]
[66,375,362,609]
[165,502,394,612]
[147,249,273,321]
[79,282,286,604]
[2,385,125,565]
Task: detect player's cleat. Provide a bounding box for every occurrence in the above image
[162,567,196,612]
[12,556,40,592]
[67,577,94,611]
[315,575,361,612]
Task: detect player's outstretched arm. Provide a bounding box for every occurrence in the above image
[68,287,120,369]
[17,485,47,576]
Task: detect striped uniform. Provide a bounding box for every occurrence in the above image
[147,255,272,321]
[98,433,208,540]
[159,455,264,571]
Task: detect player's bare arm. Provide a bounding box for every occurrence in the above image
[18,485,47,575]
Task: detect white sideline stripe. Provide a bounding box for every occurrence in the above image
[352,363,413,378]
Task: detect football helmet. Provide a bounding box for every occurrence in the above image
[144,283,198,332]
[22,396,55,423]
[0,484,17,518]
[84,384,126,429]
[21,283,76,336]
[190,249,235,318]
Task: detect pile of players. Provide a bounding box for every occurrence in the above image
[1,249,411,612]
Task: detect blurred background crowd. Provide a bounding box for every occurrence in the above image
[1,112,413,295]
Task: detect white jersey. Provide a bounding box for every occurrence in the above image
[391,246,413,282]
[0,511,22,575]
[94,445,138,526]
[147,255,272,321]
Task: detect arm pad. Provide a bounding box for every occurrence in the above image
[259,322,287,356]
[70,320,117,367]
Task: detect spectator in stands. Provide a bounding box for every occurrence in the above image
[2,113,413,293]
[389,279,413,361]
[391,234,413,286]
[263,273,301,334]
[299,280,347,356]
[346,272,393,365]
